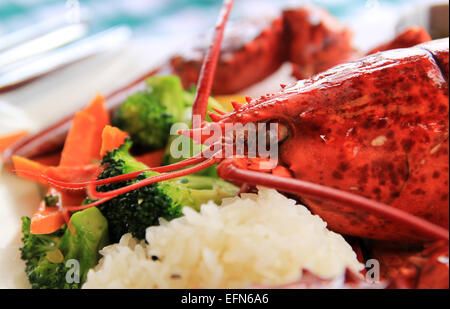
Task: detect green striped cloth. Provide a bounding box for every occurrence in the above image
[0,0,415,38]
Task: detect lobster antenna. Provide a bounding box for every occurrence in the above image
[78,0,237,194]
[192,0,235,127]
[88,156,220,199]
[219,164,449,242]
[13,155,208,190]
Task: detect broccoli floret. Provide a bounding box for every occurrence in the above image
[20,207,109,289]
[112,75,228,153]
[112,75,187,151]
[96,138,239,242]
[20,217,69,289]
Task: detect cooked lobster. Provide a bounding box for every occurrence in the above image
[4,0,449,288]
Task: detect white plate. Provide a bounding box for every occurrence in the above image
[0,8,399,287]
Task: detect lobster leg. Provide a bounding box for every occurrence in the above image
[369,240,449,289]
[217,162,449,242]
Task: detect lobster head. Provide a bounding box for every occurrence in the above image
[189,40,449,241]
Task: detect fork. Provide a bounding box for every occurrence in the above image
[0,20,132,92]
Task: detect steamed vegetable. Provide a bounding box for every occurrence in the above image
[60,94,109,166]
[112,75,226,155]
[20,207,109,289]
[112,76,188,151]
[95,138,239,242]
[0,130,28,154]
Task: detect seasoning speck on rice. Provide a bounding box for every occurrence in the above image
[83,187,363,289]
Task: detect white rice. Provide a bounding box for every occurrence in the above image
[83,187,363,289]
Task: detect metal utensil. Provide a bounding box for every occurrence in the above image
[0,23,88,68]
[0,26,132,92]
[0,16,88,52]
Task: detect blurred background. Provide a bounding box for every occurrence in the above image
[0,0,448,136]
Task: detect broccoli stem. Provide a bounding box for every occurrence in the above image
[169,175,239,210]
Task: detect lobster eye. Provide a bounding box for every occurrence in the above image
[277,122,289,142]
[267,120,289,143]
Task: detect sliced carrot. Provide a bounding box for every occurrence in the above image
[26,95,111,235]
[30,190,66,235]
[21,165,96,234]
[0,130,28,154]
[83,94,109,125]
[30,188,65,234]
[31,208,66,234]
[100,125,129,157]
[45,164,99,183]
[60,94,110,166]
[59,110,97,167]
[83,94,110,160]
[12,155,48,185]
[135,149,165,167]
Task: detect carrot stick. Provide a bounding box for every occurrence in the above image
[59,110,97,167]
[30,189,65,234]
[45,164,99,183]
[0,130,28,154]
[83,94,110,159]
[30,206,66,234]
[23,95,110,234]
[12,155,48,185]
[100,125,129,157]
[60,94,110,166]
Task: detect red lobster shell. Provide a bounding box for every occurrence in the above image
[170,4,354,94]
[4,0,448,288]
[207,38,449,241]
